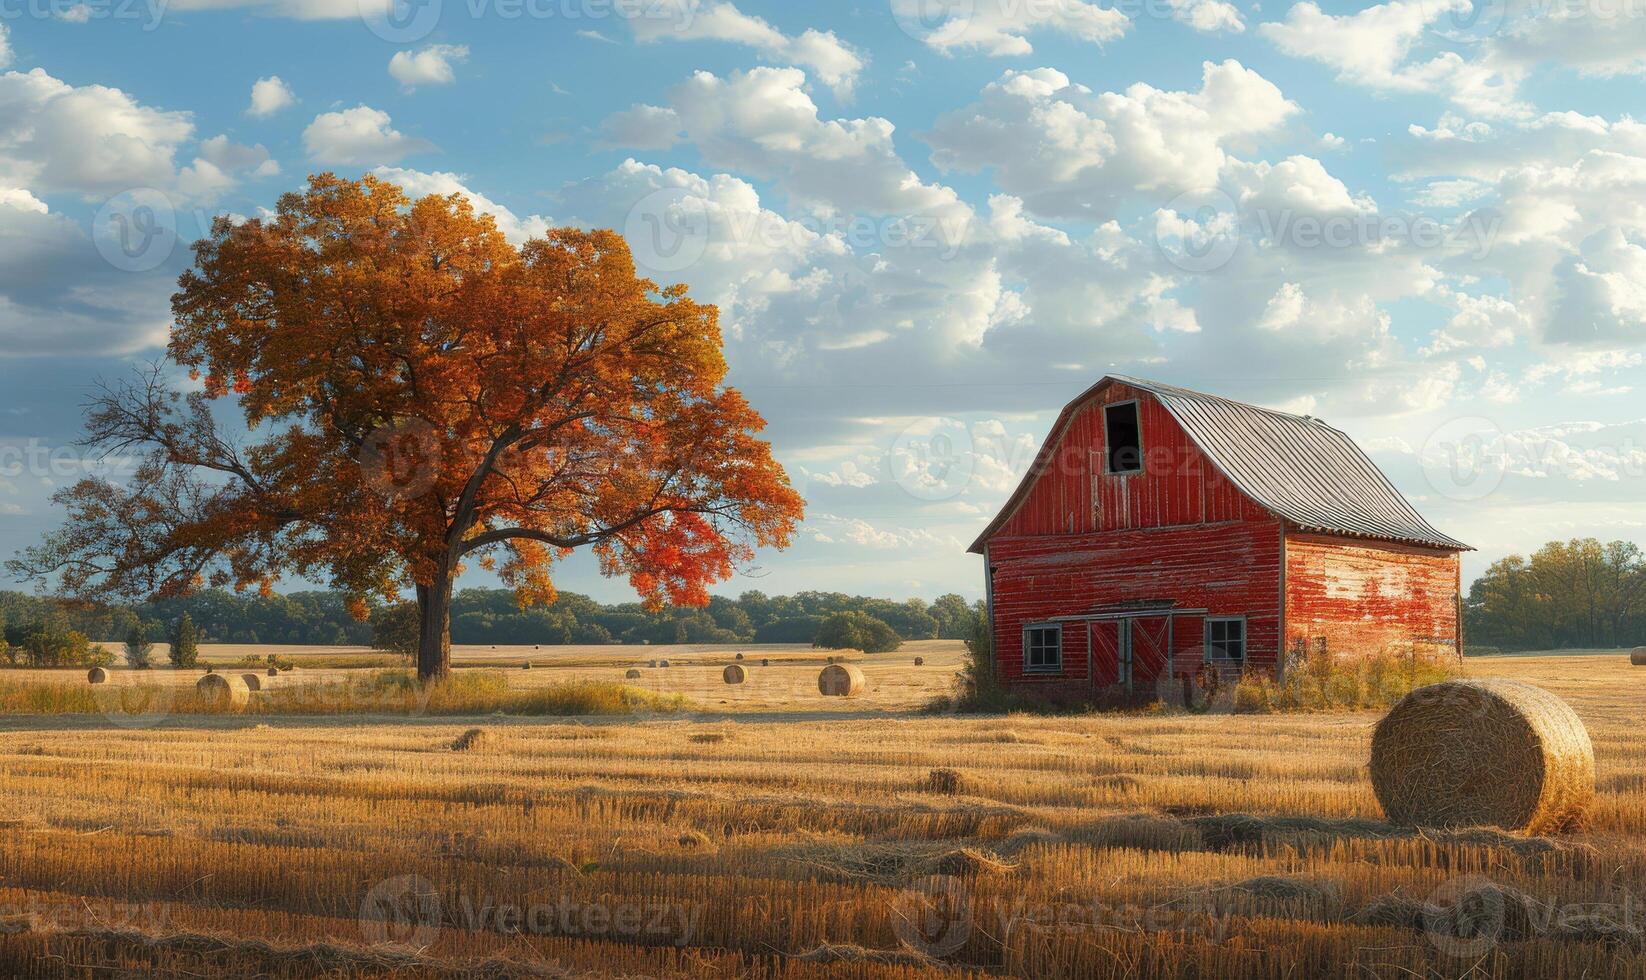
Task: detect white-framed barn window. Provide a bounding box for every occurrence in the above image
[1023,623,1063,673]
[1206,617,1246,661]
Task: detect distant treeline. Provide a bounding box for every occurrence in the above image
[1466,538,1646,652]
[0,588,981,650]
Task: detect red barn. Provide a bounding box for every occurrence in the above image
[969,376,1471,697]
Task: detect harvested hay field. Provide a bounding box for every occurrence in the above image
[0,653,1643,978]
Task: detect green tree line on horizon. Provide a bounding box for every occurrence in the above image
[1466,538,1646,652]
[0,588,981,656]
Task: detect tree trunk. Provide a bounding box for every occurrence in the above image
[415,572,453,682]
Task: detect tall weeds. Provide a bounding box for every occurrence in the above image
[1233,645,1460,713]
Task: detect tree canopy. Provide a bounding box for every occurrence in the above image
[12,174,804,678]
[1466,538,1646,651]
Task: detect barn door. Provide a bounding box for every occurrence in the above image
[1089,621,1121,689]
[1128,616,1170,687]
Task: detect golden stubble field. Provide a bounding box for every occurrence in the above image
[0,646,1641,978]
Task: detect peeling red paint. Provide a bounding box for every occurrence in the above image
[1284,532,1461,657]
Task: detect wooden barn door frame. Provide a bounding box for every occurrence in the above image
[1067,607,1208,697]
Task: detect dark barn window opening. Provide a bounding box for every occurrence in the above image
[1024,625,1063,672]
[1104,402,1142,474]
[1207,618,1245,661]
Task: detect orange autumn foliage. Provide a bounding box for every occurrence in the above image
[15,174,804,678]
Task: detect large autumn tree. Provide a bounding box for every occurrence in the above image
[14,174,804,679]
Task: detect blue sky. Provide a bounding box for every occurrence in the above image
[3,0,1646,603]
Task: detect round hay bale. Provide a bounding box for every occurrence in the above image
[648,659,659,668]
[658,659,671,668]
[914,657,925,666]
[1370,679,1594,834]
[522,662,532,670]
[723,664,747,685]
[1630,647,1646,666]
[196,673,250,710]
[266,667,278,677]
[625,668,643,679]
[240,673,263,692]
[818,663,865,698]
[87,667,108,684]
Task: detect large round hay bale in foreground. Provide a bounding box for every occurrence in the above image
[1630,647,1646,666]
[818,663,865,698]
[87,667,108,685]
[723,664,746,685]
[1370,680,1593,835]
[241,673,263,692]
[196,673,250,710]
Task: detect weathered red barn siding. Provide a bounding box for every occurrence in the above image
[1283,532,1462,657]
[985,383,1286,692]
[998,383,1266,538]
[988,522,1283,688]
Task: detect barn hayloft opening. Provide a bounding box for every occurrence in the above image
[1104,401,1142,474]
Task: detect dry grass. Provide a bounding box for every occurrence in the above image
[0,649,1640,978]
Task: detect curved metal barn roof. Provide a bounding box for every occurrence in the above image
[969,375,1471,554]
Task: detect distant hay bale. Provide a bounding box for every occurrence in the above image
[761,658,770,667]
[625,668,643,679]
[1631,647,1646,666]
[723,664,747,685]
[794,943,934,967]
[266,667,278,677]
[240,673,263,692]
[648,660,659,668]
[818,663,865,697]
[735,652,744,661]
[86,667,107,685]
[924,768,963,795]
[827,656,836,664]
[914,657,924,666]
[1370,679,1594,834]
[195,673,250,710]
[658,659,671,668]
[522,662,532,670]
[450,728,487,752]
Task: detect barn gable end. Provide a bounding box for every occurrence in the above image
[974,376,1470,699]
